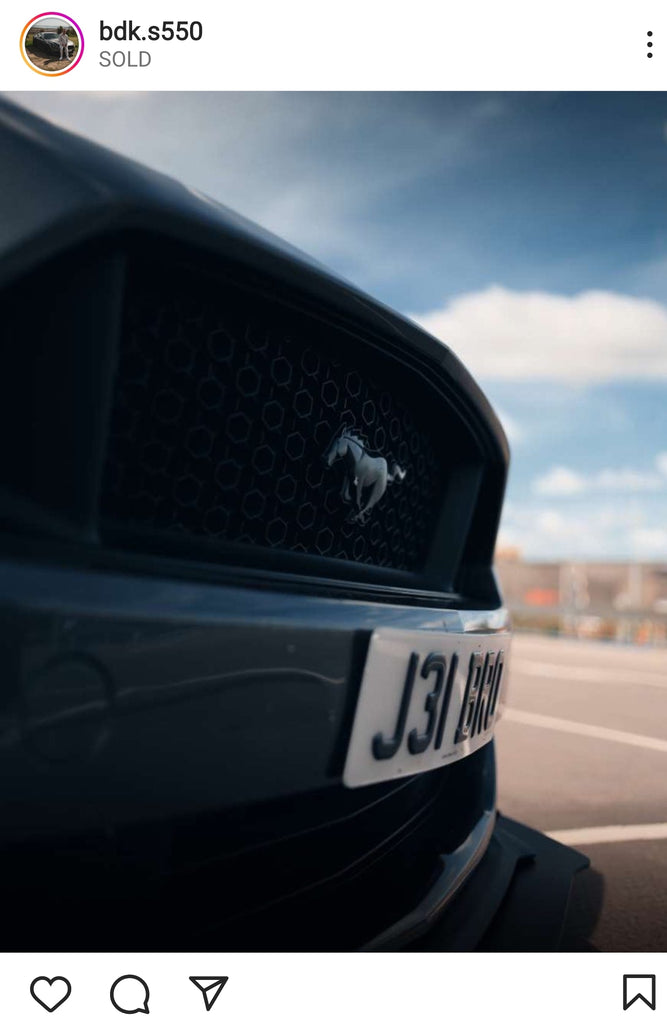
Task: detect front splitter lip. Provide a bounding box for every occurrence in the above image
[363,814,591,953]
[362,808,496,951]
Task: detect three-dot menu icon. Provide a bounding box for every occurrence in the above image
[647,31,653,58]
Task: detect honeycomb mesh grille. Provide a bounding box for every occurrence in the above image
[100,257,447,572]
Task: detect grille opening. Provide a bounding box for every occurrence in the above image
[0,245,123,539]
[100,238,483,586]
[0,232,502,600]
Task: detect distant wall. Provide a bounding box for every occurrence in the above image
[495,557,667,644]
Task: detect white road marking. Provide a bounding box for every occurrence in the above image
[503,707,667,753]
[513,658,667,689]
[548,822,667,846]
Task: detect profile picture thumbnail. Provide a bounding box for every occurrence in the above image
[21,13,84,76]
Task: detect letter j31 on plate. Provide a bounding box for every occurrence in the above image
[343,629,509,788]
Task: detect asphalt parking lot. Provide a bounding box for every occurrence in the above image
[496,632,667,952]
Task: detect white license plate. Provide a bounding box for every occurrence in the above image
[343,629,510,788]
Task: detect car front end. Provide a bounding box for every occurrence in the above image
[0,98,587,952]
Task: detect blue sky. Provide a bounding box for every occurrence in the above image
[10,92,667,560]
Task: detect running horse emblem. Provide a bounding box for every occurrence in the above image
[324,429,406,524]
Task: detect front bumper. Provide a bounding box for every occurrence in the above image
[0,553,552,952]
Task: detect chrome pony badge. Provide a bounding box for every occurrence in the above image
[324,428,406,524]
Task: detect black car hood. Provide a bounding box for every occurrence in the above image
[0,94,508,464]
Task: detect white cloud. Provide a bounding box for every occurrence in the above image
[499,501,667,560]
[533,467,586,497]
[631,528,667,556]
[413,286,667,382]
[533,454,667,497]
[595,469,665,491]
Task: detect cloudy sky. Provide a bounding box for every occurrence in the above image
[10,92,667,560]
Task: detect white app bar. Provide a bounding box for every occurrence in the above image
[3,0,664,90]
[2,952,666,1021]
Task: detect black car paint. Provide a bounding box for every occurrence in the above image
[0,97,586,950]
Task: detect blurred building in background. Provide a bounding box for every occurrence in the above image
[495,548,667,644]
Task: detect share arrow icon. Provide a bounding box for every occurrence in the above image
[189,976,229,1011]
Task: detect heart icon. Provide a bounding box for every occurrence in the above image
[30,977,72,1013]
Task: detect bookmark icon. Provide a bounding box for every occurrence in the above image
[623,974,656,1011]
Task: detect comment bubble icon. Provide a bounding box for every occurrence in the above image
[110,975,150,1015]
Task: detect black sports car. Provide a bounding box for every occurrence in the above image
[31,31,75,58]
[0,98,587,951]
